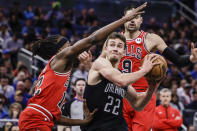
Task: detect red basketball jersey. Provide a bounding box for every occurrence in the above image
[119,31,150,91]
[27,56,71,121]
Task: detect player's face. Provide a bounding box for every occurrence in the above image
[124,9,142,32]
[106,38,125,63]
[74,80,86,96]
[160,92,171,106]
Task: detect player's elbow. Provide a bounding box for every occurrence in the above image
[116,79,128,87]
[132,101,145,111]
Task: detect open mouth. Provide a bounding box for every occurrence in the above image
[129,24,135,27]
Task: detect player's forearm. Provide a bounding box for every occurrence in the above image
[163,119,183,127]
[68,17,128,57]
[132,88,155,111]
[162,47,192,67]
[117,69,147,87]
[124,85,154,111]
[56,116,89,126]
[128,88,155,111]
[88,17,127,44]
[153,121,172,129]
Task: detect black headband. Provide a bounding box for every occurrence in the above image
[56,37,68,51]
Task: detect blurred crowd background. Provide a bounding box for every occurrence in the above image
[0,0,196,131]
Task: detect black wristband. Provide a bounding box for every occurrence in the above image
[162,47,192,67]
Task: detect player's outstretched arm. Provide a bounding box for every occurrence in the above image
[63,3,147,58]
[93,54,159,87]
[55,100,97,126]
[147,33,197,67]
[56,116,91,126]
[125,79,162,111]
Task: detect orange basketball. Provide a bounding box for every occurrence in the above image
[141,54,168,81]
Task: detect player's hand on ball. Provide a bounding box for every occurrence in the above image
[83,99,97,122]
[141,54,160,74]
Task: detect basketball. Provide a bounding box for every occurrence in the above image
[142,54,168,81]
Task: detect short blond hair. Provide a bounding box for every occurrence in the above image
[160,88,171,95]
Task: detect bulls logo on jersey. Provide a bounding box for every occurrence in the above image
[135,38,142,44]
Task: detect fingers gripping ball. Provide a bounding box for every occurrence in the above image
[142,54,168,81]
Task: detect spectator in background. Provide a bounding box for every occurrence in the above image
[21,19,39,37]
[146,17,159,32]
[153,88,183,131]
[170,94,185,115]
[76,9,88,25]
[87,8,97,25]
[191,63,197,80]
[4,33,23,51]
[3,121,13,131]
[178,83,192,105]
[0,94,9,112]
[8,102,22,120]
[177,79,187,96]
[188,125,195,131]
[13,63,31,78]
[13,71,26,85]
[4,32,23,69]
[0,50,12,67]
[0,98,8,118]
[0,11,8,27]
[0,64,7,76]
[45,1,63,21]
[71,63,88,86]
[8,14,21,33]
[10,125,19,131]
[4,60,14,79]
[62,78,86,131]
[10,82,30,108]
[23,77,33,96]
[9,1,24,20]
[23,4,34,20]
[0,75,14,99]
[0,24,11,49]
[185,90,197,110]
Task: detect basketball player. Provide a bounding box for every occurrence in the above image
[119,5,197,131]
[18,3,147,131]
[82,32,162,131]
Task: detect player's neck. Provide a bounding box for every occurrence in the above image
[75,95,83,101]
[124,30,141,40]
[111,61,120,69]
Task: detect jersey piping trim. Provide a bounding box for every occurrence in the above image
[28,103,53,119]
[27,106,51,121]
[54,71,71,76]
[126,30,143,41]
[142,32,151,54]
[48,55,71,76]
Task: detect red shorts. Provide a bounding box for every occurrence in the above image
[19,108,54,131]
[123,92,156,131]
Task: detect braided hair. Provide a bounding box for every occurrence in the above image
[32,35,68,60]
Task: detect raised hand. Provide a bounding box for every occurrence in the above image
[78,51,93,70]
[190,42,197,63]
[124,2,147,21]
